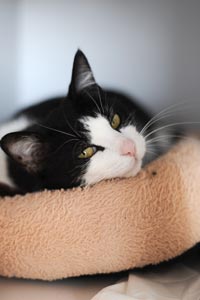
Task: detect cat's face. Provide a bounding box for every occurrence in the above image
[76,89,147,186]
[1,50,150,191]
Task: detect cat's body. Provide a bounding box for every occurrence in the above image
[0,51,177,196]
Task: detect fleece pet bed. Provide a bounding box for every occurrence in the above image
[0,137,200,281]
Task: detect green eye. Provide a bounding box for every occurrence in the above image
[78,146,96,159]
[111,114,121,129]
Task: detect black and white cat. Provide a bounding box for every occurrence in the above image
[0,50,176,196]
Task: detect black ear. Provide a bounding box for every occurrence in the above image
[69,50,96,96]
[0,132,50,174]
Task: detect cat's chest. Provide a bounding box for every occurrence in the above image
[0,116,31,187]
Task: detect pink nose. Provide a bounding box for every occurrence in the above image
[120,139,136,157]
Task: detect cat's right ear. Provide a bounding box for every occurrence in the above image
[68,50,97,98]
[0,131,50,174]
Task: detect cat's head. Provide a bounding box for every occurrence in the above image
[1,50,150,191]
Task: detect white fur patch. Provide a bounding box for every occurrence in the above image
[0,116,30,187]
[80,114,146,185]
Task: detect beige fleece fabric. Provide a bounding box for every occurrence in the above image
[0,137,200,281]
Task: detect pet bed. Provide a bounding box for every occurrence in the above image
[0,136,200,280]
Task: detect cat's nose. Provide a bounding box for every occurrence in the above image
[120,139,136,157]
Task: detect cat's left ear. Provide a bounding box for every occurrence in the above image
[0,131,50,174]
[68,50,97,97]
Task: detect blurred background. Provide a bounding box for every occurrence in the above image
[1,0,200,124]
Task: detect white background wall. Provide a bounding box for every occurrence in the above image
[1,0,200,121]
[0,0,19,118]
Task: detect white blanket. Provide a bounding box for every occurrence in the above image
[92,262,200,300]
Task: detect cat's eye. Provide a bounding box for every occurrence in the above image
[78,146,97,159]
[111,114,121,129]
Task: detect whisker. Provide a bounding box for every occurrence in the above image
[126,112,136,127]
[140,101,189,135]
[97,86,104,114]
[104,92,110,114]
[146,136,190,151]
[49,138,79,156]
[85,90,101,114]
[109,104,115,119]
[146,134,186,144]
[145,121,200,140]
[146,107,194,126]
[67,162,87,183]
[67,164,84,174]
[62,109,81,138]
[37,123,77,138]
[145,149,158,156]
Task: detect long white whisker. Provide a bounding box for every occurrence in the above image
[145,122,200,140]
[142,102,189,134]
[62,109,81,138]
[146,134,186,144]
[37,123,77,138]
[85,91,101,114]
[146,137,189,150]
[97,86,104,114]
[140,101,189,135]
[142,109,189,132]
[51,138,80,155]
[104,92,110,114]
[146,149,158,156]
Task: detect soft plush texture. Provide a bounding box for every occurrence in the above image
[0,136,200,281]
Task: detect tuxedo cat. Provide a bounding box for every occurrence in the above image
[0,50,176,196]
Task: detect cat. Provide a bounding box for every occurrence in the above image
[0,50,177,196]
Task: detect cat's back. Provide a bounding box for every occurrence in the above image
[16,96,65,120]
[0,96,65,138]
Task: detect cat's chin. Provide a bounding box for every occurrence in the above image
[82,153,143,186]
[123,159,142,178]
